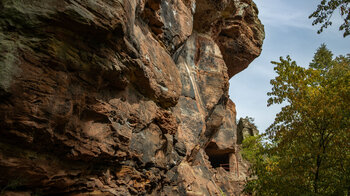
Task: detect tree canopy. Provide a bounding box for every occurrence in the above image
[310,0,350,37]
[243,45,350,195]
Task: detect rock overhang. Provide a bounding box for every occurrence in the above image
[193,0,265,78]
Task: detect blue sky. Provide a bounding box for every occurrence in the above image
[229,0,350,132]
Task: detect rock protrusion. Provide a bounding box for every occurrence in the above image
[237,117,259,144]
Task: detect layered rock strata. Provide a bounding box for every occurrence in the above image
[0,0,264,195]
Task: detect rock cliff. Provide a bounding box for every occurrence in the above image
[0,0,264,195]
[237,117,259,145]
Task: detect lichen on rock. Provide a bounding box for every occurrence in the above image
[0,0,264,195]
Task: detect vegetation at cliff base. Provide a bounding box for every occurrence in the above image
[243,45,350,195]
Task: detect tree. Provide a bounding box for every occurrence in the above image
[244,45,350,195]
[241,135,281,196]
[309,0,350,37]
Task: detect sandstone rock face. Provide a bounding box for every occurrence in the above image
[0,0,264,195]
[237,117,259,144]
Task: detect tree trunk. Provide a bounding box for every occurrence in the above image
[314,154,321,194]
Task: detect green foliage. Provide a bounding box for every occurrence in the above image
[309,0,350,37]
[242,135,281,196]
[245,45,350,195]
[241,135,263,163]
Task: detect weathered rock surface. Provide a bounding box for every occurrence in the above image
[0,0,264,195]
[237,117,259,144]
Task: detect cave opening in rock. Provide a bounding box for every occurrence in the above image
[205,142,234,172]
